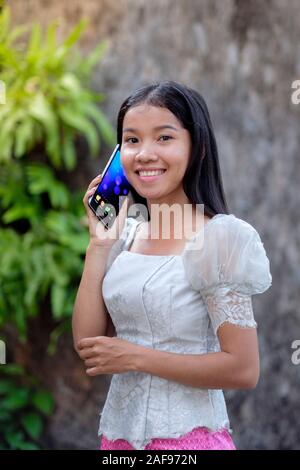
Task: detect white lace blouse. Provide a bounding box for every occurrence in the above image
[98,213,272,449]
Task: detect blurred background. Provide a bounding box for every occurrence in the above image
[0,0,299,450]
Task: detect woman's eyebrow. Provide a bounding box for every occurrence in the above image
[123,124,179,133]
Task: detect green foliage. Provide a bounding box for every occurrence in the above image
[0,364,55,450]
[0,7,115,448]
[0,160,88,343]
[0,7,114,345]
[0,6,116,167]
[0,6,116,449]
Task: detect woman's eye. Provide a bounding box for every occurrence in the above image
[124,135,173,143]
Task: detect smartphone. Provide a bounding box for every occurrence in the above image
[88,144,146,230]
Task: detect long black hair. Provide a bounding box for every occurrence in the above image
[117,80,230,219]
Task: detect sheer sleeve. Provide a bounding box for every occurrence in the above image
[104,217,137,275]
[182,214,272,335]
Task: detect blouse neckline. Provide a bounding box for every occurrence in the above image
[123,213,228,258]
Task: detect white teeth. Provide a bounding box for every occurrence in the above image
[138,170,166,176]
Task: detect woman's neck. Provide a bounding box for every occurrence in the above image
[145,202,205,241]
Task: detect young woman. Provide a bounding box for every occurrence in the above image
[72,80,272,450]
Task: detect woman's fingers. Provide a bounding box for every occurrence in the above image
[83,188,96,208]
[78,347,95,360]
[87,174,102,190]
[85,358,98,368]
[83,174,102,207]
[86,185,98,198]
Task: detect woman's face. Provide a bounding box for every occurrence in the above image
[120,104,192,206]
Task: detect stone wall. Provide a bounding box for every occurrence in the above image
[8,0,300,449]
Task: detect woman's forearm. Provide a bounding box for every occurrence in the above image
[72,241,110,352]
[133,346,257,390]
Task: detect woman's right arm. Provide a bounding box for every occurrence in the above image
[72,174,127,355]
[72,241,111,355]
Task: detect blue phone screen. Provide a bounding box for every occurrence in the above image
[89,145,148,227]
[95,148,130,205]
[89,146,134,226]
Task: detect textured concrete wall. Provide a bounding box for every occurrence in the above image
[8,0,300,449]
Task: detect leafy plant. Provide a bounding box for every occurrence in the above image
[0,159,89,342]
[0,5,116,167]
[0,6,114,345]
[0,363,55,450]
[0,6,115,449]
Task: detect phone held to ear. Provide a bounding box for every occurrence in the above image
[88,144,145,230]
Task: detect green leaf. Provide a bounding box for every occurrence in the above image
[0,5,11,42]
[48,181,70,209]
[59,73,82,95]
[45,20,58,53]
[32,390,54,415]
[0,113,19,162]
[28,93,60,166]
[1,364,25,376]
[81,103,116,147]
[0,136,13,162]
[2,205,36,224]
[59,105,99,156]
[62,18,87,49]
[83,40,108,75]
[4,429,26,449]
[1,388,30,411]
[28,93,56,130]
[51,283,67,319]
[26,163,69,208]
[62,131,76,170]
[0,379,16,394]
[14,119,34,158]
[18,442,40,450]
[62,232,89,254]
[21,412,43,440]
[27,23,42,60]
[26,163,54,194]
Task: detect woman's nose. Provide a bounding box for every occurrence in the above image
[135,147,158,162]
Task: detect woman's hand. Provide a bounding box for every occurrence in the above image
[83,173,129,248]
[77,335,142,376]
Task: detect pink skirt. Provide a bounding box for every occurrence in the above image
[100,426,236,450]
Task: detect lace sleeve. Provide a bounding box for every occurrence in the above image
[182,214,272,334]
[201,287,257,334]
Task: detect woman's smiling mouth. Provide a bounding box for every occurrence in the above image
[135,169,167,182]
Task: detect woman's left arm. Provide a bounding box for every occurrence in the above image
[134,323,260,390]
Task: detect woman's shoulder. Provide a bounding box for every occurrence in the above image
[184,213,262,255]
[202,212,269,255]
[205,213,260,236]
[182,212,272,296]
